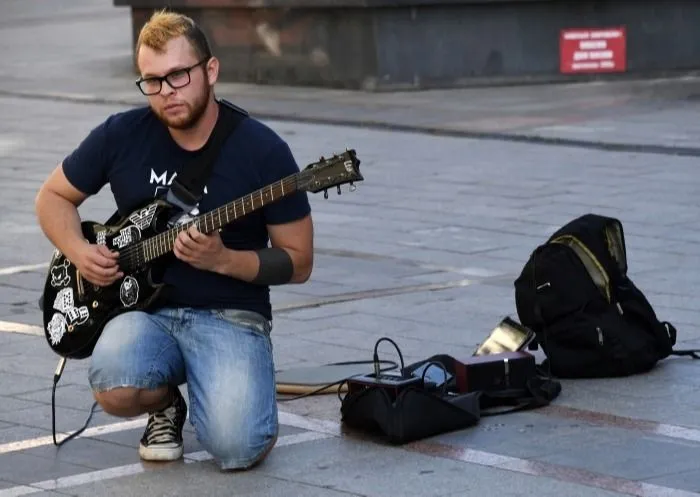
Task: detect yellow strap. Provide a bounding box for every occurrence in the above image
[550,235,611,303]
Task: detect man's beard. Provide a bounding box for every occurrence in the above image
[155,86,210,130]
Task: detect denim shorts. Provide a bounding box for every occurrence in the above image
[88,307,277,470]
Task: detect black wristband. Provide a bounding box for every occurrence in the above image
[252,247,294,285]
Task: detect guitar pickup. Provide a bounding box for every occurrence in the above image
[75,270,85,299]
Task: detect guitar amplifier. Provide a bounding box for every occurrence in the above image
[454,351,536,393]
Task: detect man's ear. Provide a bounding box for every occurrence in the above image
[206,57,220,86]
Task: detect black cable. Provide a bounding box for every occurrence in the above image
[372,337,405,377]
[51,358,99,448]
[278,337,409,404]
[417,360,450,395]
[275,359,399,402]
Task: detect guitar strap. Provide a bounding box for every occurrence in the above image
[101,99,248,227]
[164,98,248,216]
[149,99,247,290]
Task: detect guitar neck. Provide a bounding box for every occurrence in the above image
[138,173,299,265]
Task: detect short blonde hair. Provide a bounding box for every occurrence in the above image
[136,9,212,60]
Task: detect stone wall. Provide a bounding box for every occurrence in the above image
[114,0,700,90]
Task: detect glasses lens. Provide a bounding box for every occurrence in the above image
[139,79,161,95]
[166,70,191,89]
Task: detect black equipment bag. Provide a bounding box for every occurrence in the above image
[339,353,560,444]
[340,382,481,445]
[514,213,699,378]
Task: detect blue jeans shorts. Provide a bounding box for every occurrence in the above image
[88,307,277,470]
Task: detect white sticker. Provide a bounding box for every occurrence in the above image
[53,287,74,313]
[50,259,71,288]
[112,226,140,249]
[128,204,157,230]
[120,276,139,307]
[47,313,67,345]
[66,306,89,325]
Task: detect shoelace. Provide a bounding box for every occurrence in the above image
[145,405,179,444]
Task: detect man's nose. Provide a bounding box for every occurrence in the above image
[160,79,176,95]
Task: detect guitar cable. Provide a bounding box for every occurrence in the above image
[276,337,407,403]
[52,357,98,447]
[276,358,399,403]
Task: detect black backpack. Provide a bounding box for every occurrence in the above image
[514,213,699,378]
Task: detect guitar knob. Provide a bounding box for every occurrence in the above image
[92,301,99,309]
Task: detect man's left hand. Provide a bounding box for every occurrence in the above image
[174,225,226,272]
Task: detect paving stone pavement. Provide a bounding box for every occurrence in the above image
[2,1,700,497]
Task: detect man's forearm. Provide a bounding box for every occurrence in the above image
[35,191,86,262]
[214,249,260,282]
[215,247,309,284]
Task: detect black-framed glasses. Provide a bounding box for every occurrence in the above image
[136,59,208,96]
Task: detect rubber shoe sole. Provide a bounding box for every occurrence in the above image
[139,441,184,462]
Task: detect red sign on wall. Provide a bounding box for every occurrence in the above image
[560,27,627,74]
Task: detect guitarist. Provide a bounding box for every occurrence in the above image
[34,10,314,470]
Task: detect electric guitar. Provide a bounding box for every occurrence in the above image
[42,150,362,359]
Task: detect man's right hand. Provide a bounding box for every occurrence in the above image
[73,242,123,287]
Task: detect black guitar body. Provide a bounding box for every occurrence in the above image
[42,199,177,359]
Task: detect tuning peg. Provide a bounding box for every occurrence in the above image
[337,185,341,195]
[349,182,356,192]
[324,189,328,199]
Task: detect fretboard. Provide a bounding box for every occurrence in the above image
[135,173,299,267]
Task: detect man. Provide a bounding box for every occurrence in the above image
[34,10,313,471]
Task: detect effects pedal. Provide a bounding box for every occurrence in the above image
[346,371,422,401]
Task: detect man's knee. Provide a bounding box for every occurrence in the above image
[196,417,278,471]
[94,386,170,417]
[214,432,278,471]
[94,387,141,417]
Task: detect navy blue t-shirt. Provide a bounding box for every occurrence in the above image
[62,103,311,320]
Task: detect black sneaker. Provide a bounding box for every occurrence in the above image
[138,387,187,461]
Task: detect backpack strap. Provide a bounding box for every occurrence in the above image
[549,235,611,303]
[166,99,248,213]
[665,322,700,359]
[671,349,700,359]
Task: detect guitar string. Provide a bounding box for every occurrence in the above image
[114,177,300,269]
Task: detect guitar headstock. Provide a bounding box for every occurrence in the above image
[297,149,363,197]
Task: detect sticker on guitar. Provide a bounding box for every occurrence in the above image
[127,204,157,230]
[120,276,139,307]
[112,226,141,249]
[53,287,74,313]
[48,287,91,345]
[50,259,71,288]
[47,313,67,346]
[67,306,90,325]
